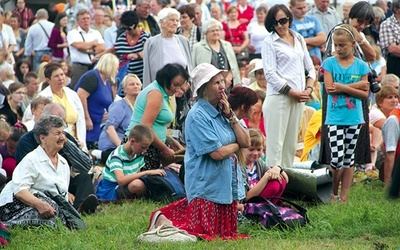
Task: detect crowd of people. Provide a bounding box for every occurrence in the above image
[0,0,397,245]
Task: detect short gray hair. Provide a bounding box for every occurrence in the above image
[202,18,223,35]
[158,7,180,21]
[33,115,66,144]
[42,103,66,121]
[381,74,400,86]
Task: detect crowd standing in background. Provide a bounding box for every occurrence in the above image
[0,0,397,244]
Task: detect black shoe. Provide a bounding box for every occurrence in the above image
[78,194,99,215]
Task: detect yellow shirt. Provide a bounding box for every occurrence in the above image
[53,91,78,137]
[138,20,150,34]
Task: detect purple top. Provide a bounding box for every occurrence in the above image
[48,29,66,59]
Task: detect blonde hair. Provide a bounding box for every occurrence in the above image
[0,116,11,138]
[122,74,142,89]
[36,62,48,84]
[95,53,119,83]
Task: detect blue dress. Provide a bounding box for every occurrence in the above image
[74,70,113,142]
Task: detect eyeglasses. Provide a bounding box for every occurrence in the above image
[356,18,371,27]
[13,91,26,95]
[272,17,289,27]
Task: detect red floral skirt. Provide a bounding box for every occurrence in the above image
[152,198,249,241]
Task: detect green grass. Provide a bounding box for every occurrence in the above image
[6,180,400,249]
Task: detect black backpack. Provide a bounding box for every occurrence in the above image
[140,169,186,202]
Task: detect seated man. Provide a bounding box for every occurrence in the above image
[14,103,98,214]
[95,124,166,201]
[382,107,400,185]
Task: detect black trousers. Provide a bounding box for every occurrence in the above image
[387,54,400,79]
[68,172,94,209]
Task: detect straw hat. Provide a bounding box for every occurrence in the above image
[191,63,226,98]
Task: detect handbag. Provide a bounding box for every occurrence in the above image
[243,196,309,229]
[235,48,250,62]
[44,184,86,230]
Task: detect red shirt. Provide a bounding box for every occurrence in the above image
[222,22,247,46]
[12,7,35,29]
[237,4,254,25]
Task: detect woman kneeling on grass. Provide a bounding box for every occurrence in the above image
[138,63,250,243]
[95,124,167,201]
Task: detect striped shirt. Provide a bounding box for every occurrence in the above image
[102,145,145,183]
[115,30,150,82]
[246,164,260,189]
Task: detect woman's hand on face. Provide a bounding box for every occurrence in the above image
[219,92,233,117]
[85,117,93,131]
[161,147,175,161]
[37,201,56,219]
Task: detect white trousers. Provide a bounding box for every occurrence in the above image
[263,94,305,168]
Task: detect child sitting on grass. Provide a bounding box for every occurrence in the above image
[95,124,167,201]
[238,129,289,210]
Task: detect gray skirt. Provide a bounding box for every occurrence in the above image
[0,193,67,228]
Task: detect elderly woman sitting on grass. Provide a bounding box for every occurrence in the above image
[0,116,71,228]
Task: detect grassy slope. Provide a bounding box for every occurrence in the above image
[7,181,400,249]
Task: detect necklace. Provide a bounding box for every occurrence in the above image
[124,97,134,110]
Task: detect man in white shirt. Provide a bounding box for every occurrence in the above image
[64,0,88,31]
[103,10,122,50]
[68,9,105,89]
[24,9,54,71]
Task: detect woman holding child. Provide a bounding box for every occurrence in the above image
[138,63,250,242]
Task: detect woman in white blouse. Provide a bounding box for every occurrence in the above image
[261,4,315,171]
[247,6,269,60]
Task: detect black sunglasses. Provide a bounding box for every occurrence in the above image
[272,17,290,27]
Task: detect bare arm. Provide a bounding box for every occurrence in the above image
[387,43,400,57]
[325,72,369,99]
[305,31,326,48]
[141,90,175,160]
[384,151,395,185]
[209,143,240,160]
[113,169,166,187]
[15,189,55,218]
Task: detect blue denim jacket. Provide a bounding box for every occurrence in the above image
[184,98,239,204]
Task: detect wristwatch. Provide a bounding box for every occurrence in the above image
[359,38,367,46]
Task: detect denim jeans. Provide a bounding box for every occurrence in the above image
[33,50,52,71]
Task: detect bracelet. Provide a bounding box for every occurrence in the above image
[229,116,239,125]
[276,165,284,174]
[281,85,292,95]
[305,86,314,92]
[358,38,367,46]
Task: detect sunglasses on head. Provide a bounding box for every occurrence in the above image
[272,17,289,27]
[125,24,137,30]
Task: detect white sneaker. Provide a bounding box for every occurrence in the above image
[137,225,197,243]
